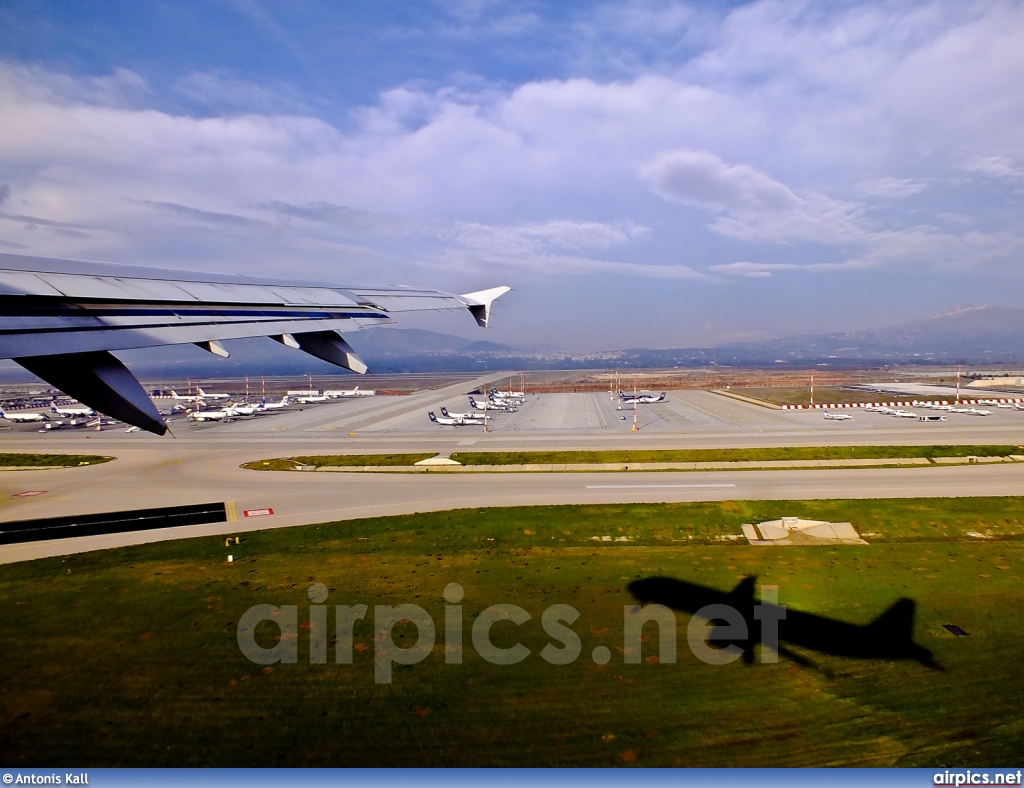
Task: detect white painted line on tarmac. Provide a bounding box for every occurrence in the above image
[585,483,737,489]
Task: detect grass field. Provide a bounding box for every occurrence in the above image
[732,387,950,406]
[448,446,1022,465]
[245,446,1023,470]
[242,453,436,471]
[0,452,113,467]
[1,497,1022,767]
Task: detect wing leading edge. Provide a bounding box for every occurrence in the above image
[0,253,510,435]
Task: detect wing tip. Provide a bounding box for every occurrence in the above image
[461,286,511,328]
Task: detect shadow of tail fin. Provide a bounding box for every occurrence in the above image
[869,598,942,669]
[867,598,916,641]
[728,574,757,601]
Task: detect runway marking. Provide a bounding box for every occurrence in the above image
[585,483,737,489]
[226,501,237,522]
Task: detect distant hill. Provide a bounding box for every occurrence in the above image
[4,306,1022,383]
[713,305,1024,364]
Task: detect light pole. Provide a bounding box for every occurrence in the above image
[631,377,639,432]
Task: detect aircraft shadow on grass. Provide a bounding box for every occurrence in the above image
[627,576,942,672]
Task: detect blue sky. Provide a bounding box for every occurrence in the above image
[1,0,1023,350]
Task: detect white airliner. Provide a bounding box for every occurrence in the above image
[169,390,204,402]
[489,395,523,406]
[428,411,475,426]
[224,402,256,416]
[0,406,47,423]
[295,393,330,404]
[325,386,376,398]
[197,388,229,400]
[440,407,485,423]
[187,409,230,422]
[490,390,524,402]
[823,412,853,420]
[254,396,290,412]
[51,402,95,417]
[620,391,667,404]
[0,252,509,435]
[469,397,514,412]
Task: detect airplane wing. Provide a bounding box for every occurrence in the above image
[0,252,510,435]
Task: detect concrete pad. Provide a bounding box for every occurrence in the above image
[831,522,861,540]
[743,516,868,545]
[415,456,462,466]
[802,523,840,539]
[757,523,789,540]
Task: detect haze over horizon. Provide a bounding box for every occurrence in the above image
[1,1,1023,352]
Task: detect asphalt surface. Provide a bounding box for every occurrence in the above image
[3,377,1024,563]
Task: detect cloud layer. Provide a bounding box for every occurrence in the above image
[2,1,1024,347]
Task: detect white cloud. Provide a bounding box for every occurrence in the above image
[173,71,316,116]
[640,149,865,245]
[962,155,1024,181]
[710,225,1024,279]
[860,177,931,198]
[4,0,1024,347]
[441,220,647,256]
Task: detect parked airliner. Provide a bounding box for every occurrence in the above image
[428,411,476,426]
[255,396,290,411]
[469,397,514,412]
[0,406,47,423]
[51,402,95,417]
[440,407,485,423]
[620,391,667,404]
[187,409,231,422]
[325,386,376,398]
[169,390,204,402]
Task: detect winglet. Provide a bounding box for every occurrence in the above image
[461,286,511,328]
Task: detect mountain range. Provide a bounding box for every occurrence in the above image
[2,305,1019,383]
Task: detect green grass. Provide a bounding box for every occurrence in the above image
[1,497,1023,766]
[732,387,951,406]
[449,445,1022,465]
[0,453,113,467]
[242,453,436,470]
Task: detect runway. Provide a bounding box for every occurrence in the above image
[4,379,1024,563]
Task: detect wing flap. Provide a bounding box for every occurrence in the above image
[15,351,168,436]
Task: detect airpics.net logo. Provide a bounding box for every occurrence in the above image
[934,772,1023,786]
[236,581,787,683]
